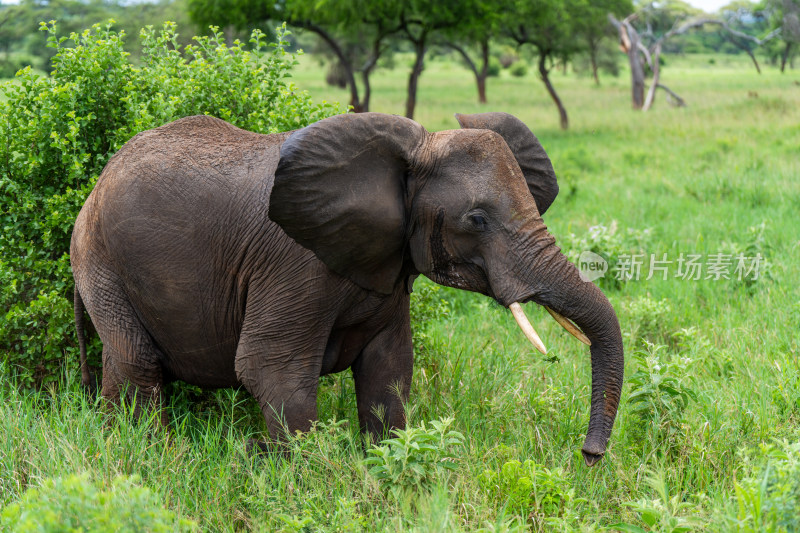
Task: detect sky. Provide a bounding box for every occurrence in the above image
[685,0,733,13]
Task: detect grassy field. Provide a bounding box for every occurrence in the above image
[2,52,800,531]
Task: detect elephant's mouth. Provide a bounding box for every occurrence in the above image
[508,299,591,355]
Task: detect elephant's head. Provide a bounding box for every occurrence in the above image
[269,112,623,466]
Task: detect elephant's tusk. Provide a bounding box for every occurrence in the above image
[545,307,592,346]
[509,302,547,355]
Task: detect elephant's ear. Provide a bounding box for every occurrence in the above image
[269,113,427,295]
[455,112,559,215]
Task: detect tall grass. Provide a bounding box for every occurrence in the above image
[2,53,799,530]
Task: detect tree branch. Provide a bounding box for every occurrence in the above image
[443,41,478,77]
[656,83,686,107]
[291,20,361,110]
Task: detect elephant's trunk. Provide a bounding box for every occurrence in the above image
[512,239,624,466]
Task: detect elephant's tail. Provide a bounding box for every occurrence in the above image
[74,285,97,394]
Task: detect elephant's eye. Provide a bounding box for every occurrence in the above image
[470,213,488,229]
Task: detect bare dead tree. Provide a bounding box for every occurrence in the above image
[610,15,646,108]
[609,13,781,111]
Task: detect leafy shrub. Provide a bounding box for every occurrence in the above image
[624,295,672,345]
[410,278,451,346]
[275,497,367,533]
[671,326,733,378]
[0,473,196,531]
[487,56,502,77]
[613,468,699,532]
[626,342,697,457]
[0,21,339,389]
[554,144,599,200]
[509,61,528,77]
[560,221,652,290]
[478,459,583,528]
[731,440,800,532]
[496,46,519,68]
[364,417,464,504]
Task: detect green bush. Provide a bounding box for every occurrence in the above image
[478,459,583,528]
[0,20,339,389]
[0,473,196,531]
[560,221,652,290]
[731,440,800,532]
[624,295,672,344]
[364,417,464,504]
[486,56,502,77]
[410,278,451,347]
[509,61,528,77]
[613,468,700,532]
[626,342,697,457]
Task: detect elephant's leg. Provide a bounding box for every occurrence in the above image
[351,309,413,441]
[76,266,167,425]
[235,328,326,442]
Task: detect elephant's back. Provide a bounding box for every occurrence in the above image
[92,115,289,274]
[77,116,295,380]
[97,115,286,194]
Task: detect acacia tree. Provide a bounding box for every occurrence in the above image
[762,0,800,71]
[575,0,632,85]
[398,0,464,119]
[285,0,403,112]
[719,1,774,73]
[439,0,501,104]
[188,0,401,112]
[503,0,582,130]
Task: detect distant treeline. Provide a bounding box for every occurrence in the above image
[1,0,797,125]
[0,0,196,77]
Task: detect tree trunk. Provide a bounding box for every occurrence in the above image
[447,40,489,104]
[477,76,487,104]
[610,16,646,109]
[643,43,660,111]
[405,36,426,120]
[628,32,645,109]
[590,43,600,86]
[478,39,489,104]
[781,42,793,73]
[745,48,762,74]
[538,52,568,130]
[361,69,372,113]
[359,45,381,113]
[300,21,362,111]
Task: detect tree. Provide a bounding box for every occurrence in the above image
[397,0,464,119]
[761,0,800,71]
[286,0,403,112]
[574,0,632,85]
[0,2,30,63]
[610,1,780,110]
[719,1,773,73]
[439,0,501,104]
[188,0,402,112]
[503,0,584,130]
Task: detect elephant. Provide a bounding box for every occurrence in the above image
[70,111,623,466]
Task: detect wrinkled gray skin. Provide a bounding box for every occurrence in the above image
[71,112,623,465]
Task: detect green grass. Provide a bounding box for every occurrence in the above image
[2,53,800,530]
